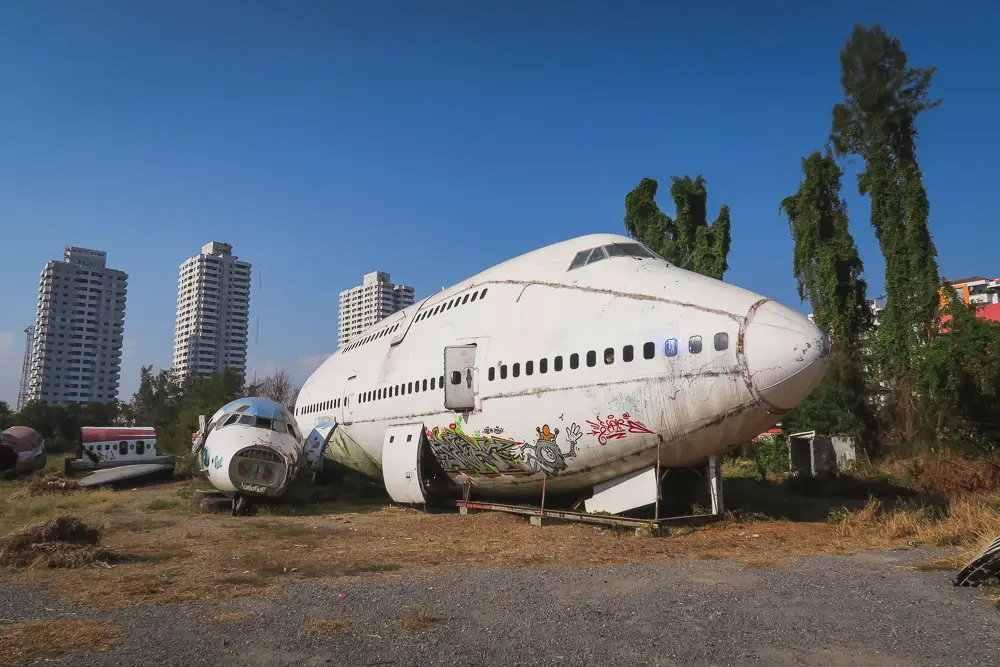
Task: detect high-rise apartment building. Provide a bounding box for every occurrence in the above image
[171,242,252,382]
[338,271,415,348]
[26,247,128,405]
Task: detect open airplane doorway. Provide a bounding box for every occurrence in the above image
[382,422,459,505]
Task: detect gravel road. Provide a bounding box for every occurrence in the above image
[3,548,998,666]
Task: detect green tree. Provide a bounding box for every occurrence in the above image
[624,175,732,280]
[0,401,11,430]
[830,24,942,438]
[916,288,1000,454]
[779,150,875,444]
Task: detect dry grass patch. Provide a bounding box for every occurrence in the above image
[0,619,121,667]
[0,516,119,569]
[399,611,438,631]
[833,494,1000,564]
[302,619,347,635]
[2,479,997,610]
[211,611,250,624]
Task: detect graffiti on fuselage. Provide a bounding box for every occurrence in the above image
[426,417,529,476]
[519,424,579,475]
[425,417,582,477]
[586,412,655,446]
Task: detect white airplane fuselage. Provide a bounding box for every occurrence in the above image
[294,233,830,501]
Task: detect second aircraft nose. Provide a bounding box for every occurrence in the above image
[742,299,831,411]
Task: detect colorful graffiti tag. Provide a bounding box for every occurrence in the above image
[586,412,654,446]
[426,417,581,477]
[426,417,528,476]
[212,454,225,470]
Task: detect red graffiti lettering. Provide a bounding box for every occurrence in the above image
[585,412,654,446]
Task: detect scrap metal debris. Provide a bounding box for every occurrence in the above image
[954,534,1000,587]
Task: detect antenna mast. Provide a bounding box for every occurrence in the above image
[17,325,35,411]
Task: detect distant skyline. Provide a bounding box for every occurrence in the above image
[2,2,999,407]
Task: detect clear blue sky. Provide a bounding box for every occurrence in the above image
[1,1,997,407]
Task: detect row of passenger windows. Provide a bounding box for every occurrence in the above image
[86,440,147,455]
[359,375,446,404]
[342,287,490,355]
[344,322,400,353]
[296,374,448,415]
[415,288,488,324]
[298,331,730,413]
[486,333,730,381]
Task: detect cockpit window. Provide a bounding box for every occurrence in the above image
[238,415,255,425]
[568,250,590,270]
[567,242,664,271]
[587,246,608,265]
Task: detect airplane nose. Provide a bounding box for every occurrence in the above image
[741,300,831,411]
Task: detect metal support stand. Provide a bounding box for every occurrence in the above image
[654,438,662,522]
[540,473,548,519]
[708,454,724,515]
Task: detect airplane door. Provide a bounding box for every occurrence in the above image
[381,422,428,504]
[444,344,477,411]
[342,374,357,425]
[303,423,336,471]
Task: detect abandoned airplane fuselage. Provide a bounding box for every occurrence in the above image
[294,233,831,503]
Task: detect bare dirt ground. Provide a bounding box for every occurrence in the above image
[1,476,998,666]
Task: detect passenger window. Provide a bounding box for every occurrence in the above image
[526,360,533,376]
[136,440,145,455]
[407,382,412,393]
[414,379,420,393]
[604,348,614,365]
[489,367,496,381]
[666,338,678,357]
[570,353,579,369]
[554,356,563,371]
[689,336,703,354]
[513,363,520,378]
[480,288,487,299]
[422,379,428,391]
[500,365,508,379]
[471,291,478,301]
[540,358,548,374]
[643,342,655,359]
[587,351,596,367]
[462,294,470,304]
[440,375,444,387]
[715,332,729,351]
[119,441,128,456]
[623,345,634,362]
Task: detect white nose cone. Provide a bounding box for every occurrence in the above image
[743,300,831,411]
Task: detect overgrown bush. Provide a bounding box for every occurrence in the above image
[755,435,790,474]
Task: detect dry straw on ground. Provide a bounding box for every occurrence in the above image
[0,619,121,667]
[302,619,346,635]
[0,516,118,569]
